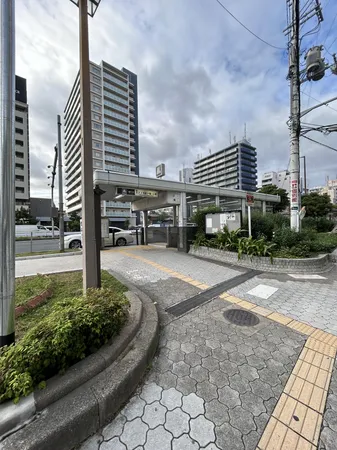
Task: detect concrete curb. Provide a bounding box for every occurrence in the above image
[0,289,159,450]
[16,251,82,261]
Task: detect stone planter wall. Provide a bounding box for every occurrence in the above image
[189,246,333,273]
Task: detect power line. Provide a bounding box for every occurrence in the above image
[302,135,337,153]
[214,0,285,50]
[323,10,337,46]
[301,91,337,113]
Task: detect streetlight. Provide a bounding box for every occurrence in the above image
[69,0,102,291]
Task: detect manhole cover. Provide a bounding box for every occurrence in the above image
[223,309,260,327]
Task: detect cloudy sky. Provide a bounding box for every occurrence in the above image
[16,0,337,199]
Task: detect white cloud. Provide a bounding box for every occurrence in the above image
[16,0,337,200]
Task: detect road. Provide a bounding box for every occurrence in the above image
[16,239,60,254]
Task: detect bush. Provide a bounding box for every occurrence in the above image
[242,212,289,241]
[302,217,335,233]
[308,233,337,253]
[0,288,129,403]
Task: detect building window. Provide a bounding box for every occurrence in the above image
[90,65,101,75]
[92,103,101,112]
[91,74,101,84]
[93,131,102,140]
[15,139,24,146]
[16,163,24,170]
[15,116,23,123]
[15,128,24,135]
[93,140,102,149]
[93,113,101,121]
[15,174,24,182]
[15,151,24,158]
[15,105,25,112]
[93,122,102,130]
[15,187,24,193]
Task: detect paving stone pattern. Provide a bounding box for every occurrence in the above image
[81,298,306,449]
[228,271,337,336]
[319,358,337,450]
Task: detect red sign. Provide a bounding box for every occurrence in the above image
[291,180,298,204]
[246,193,255,206]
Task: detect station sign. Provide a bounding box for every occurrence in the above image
[116,187,158,198]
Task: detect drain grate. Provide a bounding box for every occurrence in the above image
[224,309,260,327]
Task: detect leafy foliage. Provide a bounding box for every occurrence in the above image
[258,185,289,212]
[242,212,289,240]
[302,216,335,232]
[301,193,333,217]
[15,207,37,225]
[15,275,52,307]
[67,212,81,232]
[0,288,129,403]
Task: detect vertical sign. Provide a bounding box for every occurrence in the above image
[291,180,298,210]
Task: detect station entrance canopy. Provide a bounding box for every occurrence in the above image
[93,171,280,213]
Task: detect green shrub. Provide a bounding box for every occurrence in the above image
[308,233,337,253]
[237,236,275,261]
[0,288,129,403]
[242,212,288,241]
[302,217,335,233]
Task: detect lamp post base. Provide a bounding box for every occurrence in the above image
[0,332,15,348]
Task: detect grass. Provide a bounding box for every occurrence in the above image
[16,249,80,258]
[15,274,51,307]
[15,270,127,341]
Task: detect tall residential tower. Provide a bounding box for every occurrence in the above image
[193,140,257,191]
[64,60,139,223]
[15,76,30,210]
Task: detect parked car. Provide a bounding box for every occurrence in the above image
[64,227,134,249]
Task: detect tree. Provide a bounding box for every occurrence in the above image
[15,207,36,224]
[124,219,130,229]
[68,212,81,231]
[157,211,169,223]
[258,185,289,212]
[301,192,333,217]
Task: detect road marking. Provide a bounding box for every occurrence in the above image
[247,284,278,299]
[288,274,327,280]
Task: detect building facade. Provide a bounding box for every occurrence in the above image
[15,76,30,210]
[262,170,290,194]
[309,179,337,204]
[179,167,193,183]
[193,140,257,191]
[64,60,139,223]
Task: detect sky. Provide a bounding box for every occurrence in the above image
[16,0,337,200]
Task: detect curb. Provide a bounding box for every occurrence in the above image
[0,289,159,449]
[16,251,82,261]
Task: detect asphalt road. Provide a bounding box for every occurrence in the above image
[16,239,60,254]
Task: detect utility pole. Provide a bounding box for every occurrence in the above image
[289,0,301,231]
[301,155,307,194]
[0,0,15,348]
[49,147,58,238]
[57,115,64,252]
[78,0,98,290]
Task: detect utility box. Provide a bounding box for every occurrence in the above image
[205,212,241,234]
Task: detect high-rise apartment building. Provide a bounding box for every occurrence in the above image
[15,76,30,210]
[179,167,193,183]
[262,170,290,194]
[64,60,139,223]
[193,140,257,191]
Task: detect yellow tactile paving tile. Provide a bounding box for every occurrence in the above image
[287,320,316,336]
[224,295,242,304]
[272,393,322,445]
[300,347,334,373]
[268,312,293,326]
[311,329,337,348]
[258,416,315,450]
[219,292,229,299]
[236,299,256,310]
[198,283,210,290]
[284,374,328,414]
[188,280,204,287]
[305,338,337,358]
[292,359,332,391]
[251,305,273,317]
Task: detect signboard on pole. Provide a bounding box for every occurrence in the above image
[291,180,298,210]
[116,187,158,198]
[156,163,165,178]
[299,206,306,220]
[246,193,254,206]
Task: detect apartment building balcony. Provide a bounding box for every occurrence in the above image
[105,210,132,217]
[105,201,131,208]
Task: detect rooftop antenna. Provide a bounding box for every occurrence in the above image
[209,148,212,155]
[229,132,232,145]
[233,135,236,144]
[244,123,247,139]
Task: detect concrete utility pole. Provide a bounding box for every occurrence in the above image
[78,0,98,290]
[289,0,301,231]
[57,115,65,252]
[0,0,15,348]
[301,155,307,194]
[49,147,58,238]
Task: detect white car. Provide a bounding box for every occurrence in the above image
[64,227,134,249]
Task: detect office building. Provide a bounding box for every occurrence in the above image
[193,140,257,191]
[64,60,139,223]
[262,170,290,194]
[309,179,337,204]
[15,76,30,210]
[179,167,193,183]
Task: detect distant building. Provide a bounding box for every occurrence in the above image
[262,170,290,194]
[30,197,57,224]
[179,168,193,183]
[64,60,139,225]
[309,179,337,204]
[193,140,257,191]
[15,76,30,211]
